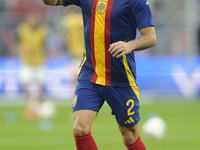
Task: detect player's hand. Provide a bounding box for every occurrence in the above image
[108,41,134,58]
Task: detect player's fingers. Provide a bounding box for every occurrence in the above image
[116,48,127,58]
[116,52,124,58]
[110,45,124,55]
[109,42,121,52]
[112,48,122,57]
[109,43,118,52]
[108,45,114,52]
[110,46,119,54]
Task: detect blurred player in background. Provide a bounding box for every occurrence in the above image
[61,6,84,66]
[15,11,48,120]
[43,0,156,150]
[61,6,84,85]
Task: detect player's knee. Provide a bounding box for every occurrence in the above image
[73,123,90,136]
[122,134,136,145]
[119,125,138,145]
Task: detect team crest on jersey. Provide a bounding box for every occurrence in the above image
[73,95,77,107]
[96,1,107,15]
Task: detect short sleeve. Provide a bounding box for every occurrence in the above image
[63,0,81,6]
[131,0,154,30]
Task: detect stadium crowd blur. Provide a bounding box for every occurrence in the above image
[0,0,200,58]
[0,0,83,59]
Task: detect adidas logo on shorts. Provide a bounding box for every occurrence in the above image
[124,117,135,124]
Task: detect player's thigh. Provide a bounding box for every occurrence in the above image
[34,65,45,85]
[73,81,104,134]
[104,85,140,128]
[73,110,97,135]
[73,80,105,112]
[19,64,33,85]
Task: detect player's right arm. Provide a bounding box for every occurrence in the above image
[42,0,65,6]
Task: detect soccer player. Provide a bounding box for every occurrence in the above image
[61,6,84,72]
[16,12,48,119]
[43,0,156,150]
[61,6,84,61]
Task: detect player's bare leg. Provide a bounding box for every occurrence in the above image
[22,84,38,119]
[118,124,146,150]
[73,110,97,135]
[23,83,44,120]
[118,124,139,145]
[73,110,98,150]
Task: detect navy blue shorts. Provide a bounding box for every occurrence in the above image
[72,80,140,127]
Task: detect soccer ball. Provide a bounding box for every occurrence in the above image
[37,101,56,119]
[142,116,166,139]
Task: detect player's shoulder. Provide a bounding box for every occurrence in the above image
[17,22,26,28]
[17,23,29,33]
[130,0,150,6]
[129,0,151,12]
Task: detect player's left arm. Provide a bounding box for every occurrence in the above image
[109,26,156,58]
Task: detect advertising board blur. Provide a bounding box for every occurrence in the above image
[0,56,199,101]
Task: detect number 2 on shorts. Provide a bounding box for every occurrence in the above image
[126,99,135,116]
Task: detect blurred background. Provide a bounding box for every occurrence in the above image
[0,0,200,150]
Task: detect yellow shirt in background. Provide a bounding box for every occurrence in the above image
[17,23,48,65]
[62,13,84,59]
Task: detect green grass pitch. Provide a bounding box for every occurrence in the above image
[0,101,200,150]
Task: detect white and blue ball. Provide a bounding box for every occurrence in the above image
[142,116,166,139]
